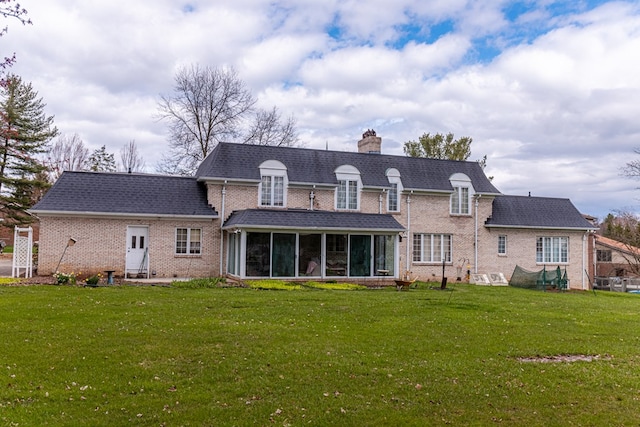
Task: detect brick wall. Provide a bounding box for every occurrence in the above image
[479,228,592,289]
[38,216,219,278]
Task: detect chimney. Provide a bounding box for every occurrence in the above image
[358,129,381,154]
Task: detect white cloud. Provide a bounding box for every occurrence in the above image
[5,0,640,218]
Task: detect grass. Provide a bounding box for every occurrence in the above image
[0,283,639,425]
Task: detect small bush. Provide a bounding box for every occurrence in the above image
[53,271,76,285]
[0,278,20,285]
[85,273,102,285]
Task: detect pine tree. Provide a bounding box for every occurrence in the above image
[87,145,116,172]
[0,74,58,227]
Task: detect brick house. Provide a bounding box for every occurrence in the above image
[30,134,597,288]
[594,235,640,278]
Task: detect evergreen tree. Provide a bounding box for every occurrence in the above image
[87,145,116,172]
[0,74,57,227]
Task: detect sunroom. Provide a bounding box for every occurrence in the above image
[223,209,405,279]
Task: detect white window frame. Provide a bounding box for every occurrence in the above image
[386,168,402,213]
[259,160,288,208]
[498,235,507,255]
[536,236,568,264]
[449,173,473,216]
[260,175,285,207]
[175,227,202,255]
[335,165,361,211]
[412,233,452,263]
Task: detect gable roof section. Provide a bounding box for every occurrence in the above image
[223,209,405,232]
[595,235,640,257]
[485,195,595,230]
[197,142,500,194]
[30,171,218,218]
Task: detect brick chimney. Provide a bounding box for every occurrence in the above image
[358,129,381,154]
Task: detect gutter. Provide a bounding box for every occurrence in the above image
[28,210,218,220]
[219,183,226,276]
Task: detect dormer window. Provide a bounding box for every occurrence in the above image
[449,173,473,216]
[335,165,361,211]
[259,160,288,207]
[261,176,284,206]
[386,168,402,213]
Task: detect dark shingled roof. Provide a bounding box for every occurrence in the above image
[223,209,405,231]
[197,142,500,194]
[484,195,595,230]
[31,171,218,218]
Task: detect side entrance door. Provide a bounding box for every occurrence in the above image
[126,226,149,278]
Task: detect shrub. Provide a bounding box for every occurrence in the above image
[53,271,76,285]
[85,273,102,285]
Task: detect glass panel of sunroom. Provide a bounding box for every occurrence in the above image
[349,235,371,277]
[299,233,321,277]
[246,232,270,277]
[228,233,238,276]
[326,234,347,276]
[374,235,395,276]
[272,233,296,277]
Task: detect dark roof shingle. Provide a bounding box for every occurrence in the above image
[197,142,500,194]
[484,195,595,230]
[31,171,218,217]
[223,209,405,231]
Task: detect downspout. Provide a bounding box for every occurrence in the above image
[379,191,384,214]
[405,191,412,274]
[582,231,589,290]
[592,232,597,286]
[474,194,481,274]
[219,182,226,276]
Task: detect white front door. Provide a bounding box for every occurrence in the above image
[126,226,149,277]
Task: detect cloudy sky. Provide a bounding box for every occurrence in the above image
[6,0,640,219]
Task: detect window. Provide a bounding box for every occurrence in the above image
[175,228,201,255]
[335,165,361,210]
[259,160,287,207]
[451,186,470,214]
[536,237,568,263]
[388,183,399,212]
[260,175,284,206]
[597,249,612,262]
[498,235,507,255]
[413,234,452,263]
[227,232,240,276]
[240,231,395,279]
[374,235,395,276]
[386,168,402,213]
[337,180,358,210]
[449,173,473,215]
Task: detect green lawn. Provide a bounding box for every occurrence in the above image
[0,283,639,426]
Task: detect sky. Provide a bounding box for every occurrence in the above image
[5,0,640,220]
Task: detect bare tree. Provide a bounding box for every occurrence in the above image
[0,1,31,78]
[157,65,256,175]
[243,106,299,147]
[119,139,145,173]
[46,133,89,180]
[623,148,640,179]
